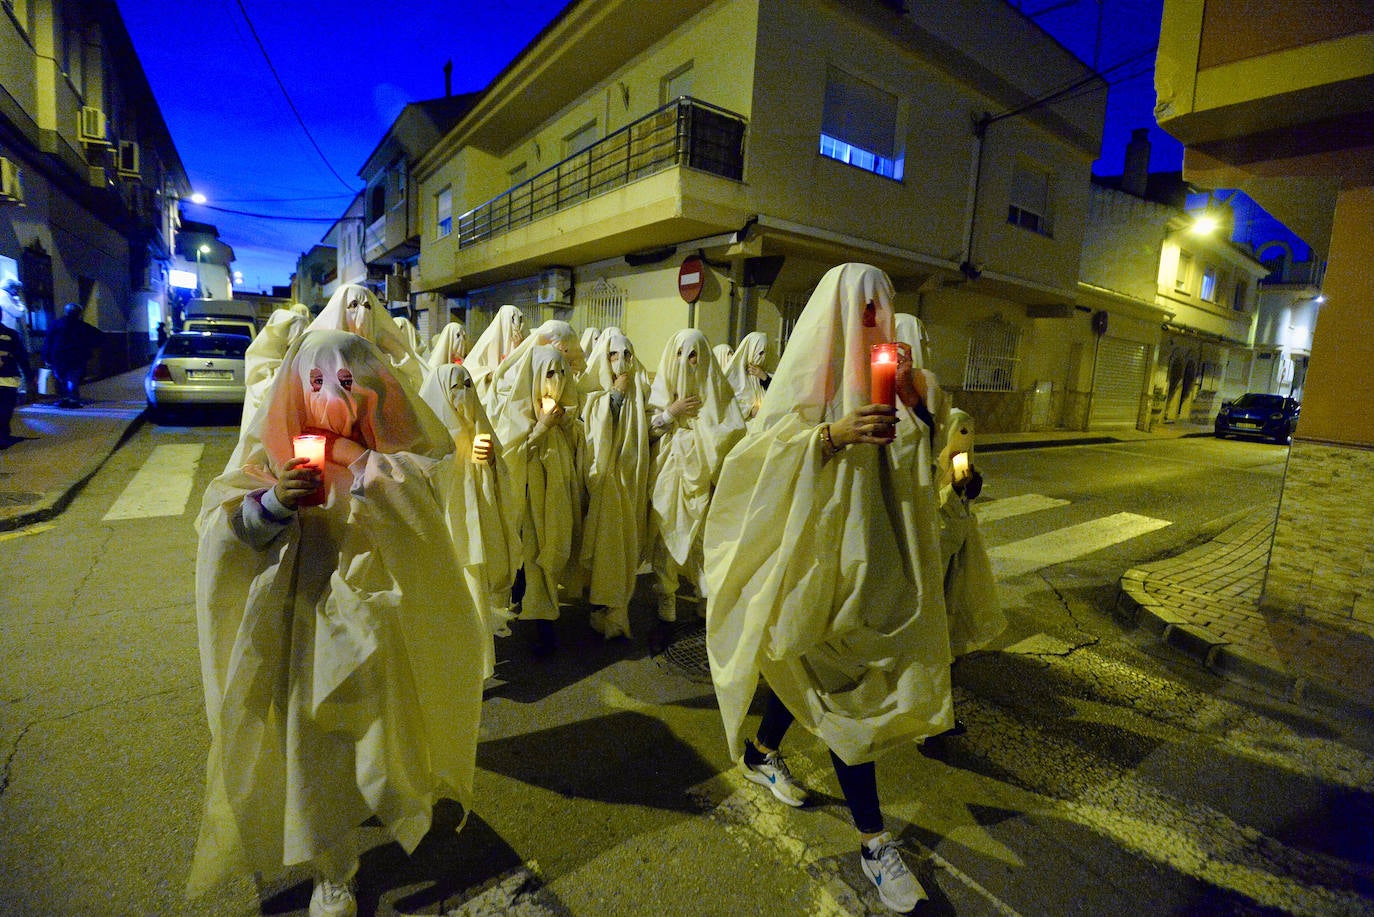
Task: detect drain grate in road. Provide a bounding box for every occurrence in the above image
[658,622,712,681]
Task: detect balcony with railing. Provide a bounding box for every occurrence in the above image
[457,97,746,250]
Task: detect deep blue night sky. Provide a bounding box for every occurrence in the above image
[118,0,1176,292]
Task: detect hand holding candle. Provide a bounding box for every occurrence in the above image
[292,434,327,506]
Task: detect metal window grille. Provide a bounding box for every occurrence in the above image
[779,291,810,351]
[572,278,625,334]
[962,317,1020,391]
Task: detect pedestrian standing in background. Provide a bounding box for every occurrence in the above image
[44,302,101,408]
[419,361,520,675]
[723,330,772,422]
[191,330,487,917]
[0,316,32,446]
[647,328,746,623]
[2,280,31,359]
[705,263,949,913]
[427,321,469,373]
[576,329,652,640]
[490,343,585,656]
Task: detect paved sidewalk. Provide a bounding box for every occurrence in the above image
[4,375,1369,723]
[1119,508,1374,719]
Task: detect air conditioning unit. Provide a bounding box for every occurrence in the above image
[536,267,573,304]
[79,106,107,143]
[117,140,140,177]
[0,157,22,204]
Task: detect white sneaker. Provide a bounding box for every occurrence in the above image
[861,832,926,913]
[741,749,808,807]
[309,877,357,917]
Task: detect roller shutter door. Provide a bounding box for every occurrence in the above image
[1090,337,1150,429]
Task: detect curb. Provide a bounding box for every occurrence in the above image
[981,430,1215,453]
[1117,577,1374,723]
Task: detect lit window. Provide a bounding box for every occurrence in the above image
[1008,166,1052,236]
[1201,266,1218,301]
[820,67,903,181]
[436,187,452,239]
[1176,251,1192,292]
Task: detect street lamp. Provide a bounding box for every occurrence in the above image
[195,243,211,297]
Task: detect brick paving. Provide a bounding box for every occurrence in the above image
[1120,507,1374,717]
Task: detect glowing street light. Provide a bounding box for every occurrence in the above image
[1191,213,1220,235]
[189,192,207,204]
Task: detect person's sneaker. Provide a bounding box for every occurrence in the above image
[741,749,808,807]
[309,877,357,917]
[861,832,926,913]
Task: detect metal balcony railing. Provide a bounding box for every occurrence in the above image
[457,97,746,249]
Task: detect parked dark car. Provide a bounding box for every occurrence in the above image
[145,331,249,422]
[1214,393,1300,444]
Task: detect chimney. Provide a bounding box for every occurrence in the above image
[444,60,453,98]
[1123,127,1150,198]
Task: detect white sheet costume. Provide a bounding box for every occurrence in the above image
[704,263,953,766]
[307,284,425,391]
[576,330,652,639]
[894,312,931,373]
[466,305,526,400]
[936,409,1004,656]
[723,330,770,422]
[578,326,600,363]
[418,363,521,672]
[427,322,469,372]
[190,330,487,893]
[240,307,309,428]
[486,320,586,416]
[648,329,747,619]
[490,344,585,622]
[712,343,733,373]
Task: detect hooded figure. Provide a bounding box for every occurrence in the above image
[935,409,1003,656]
[723,331,771,422]
[427,322,469,372]
[308,284,425,391]
[393,314,428,361]
[465,305,526,399]
[575,330,652,639]
[485,319,586,417]
[240,307,309,427]
[190,330,488,906]
[893,312,932,374]
[578,326,600,364]
[647,328,747,621]
[419,363,521,673]
[704,263,952,766]
[712,343,733,373]
[490,343,585,650]
[289,302,313,319]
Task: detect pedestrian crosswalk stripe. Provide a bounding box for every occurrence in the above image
[975,493,1071,523]
[102,443,204,521]
[988,511,1171,578]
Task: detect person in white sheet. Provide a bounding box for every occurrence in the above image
[578,326,600,366]
[712,342,733,373]
[704,263,948,913]
[393,313,428,361]
[893,312,932,376]
[934,409,1003,659]
[647,328,747,622]
[240,307,309,427]
[490,343,585,655]
[307,284,425,391]
[723,330,772,422]
[418,362,521,675]
[190,329,488,917]
[465,305,526,399]
[427,321,469,372]
[485,319,586,416]
[576,329,652,639]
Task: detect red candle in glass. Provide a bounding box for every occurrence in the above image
[871,343,898,407]
[292,434,327,506]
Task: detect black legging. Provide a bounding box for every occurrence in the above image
[753,692,883,834]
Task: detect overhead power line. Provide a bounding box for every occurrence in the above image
[233,0,359,193]
[198,203,360,223]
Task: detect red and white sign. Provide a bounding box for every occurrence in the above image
[678,256,704,304]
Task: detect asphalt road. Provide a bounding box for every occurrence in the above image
[2,424,1370,916]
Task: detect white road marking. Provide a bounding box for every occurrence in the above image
[975,493,1071,523]
[988,511,1171,578]
[102,443,204,521]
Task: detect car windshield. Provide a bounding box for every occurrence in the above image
[163,334,250,358]
[1232,394,1286,411]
